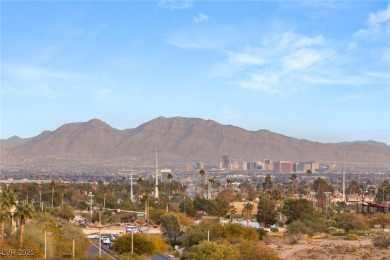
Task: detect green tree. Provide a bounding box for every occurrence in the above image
[370,212,390,231]
[179,199,198,218]
[264,175,272,190]
[56,205,75,222]
[113,233,155,255]
[312,177,334,209]
[282,198,327,235]
[256,195,278,227]
[14,200,35,245]
[226,178,232,186]
[242,202,254,225]
[337,212,370,233]
[216,187,237,203]
[160,213,181,244]
[188,240,238,260]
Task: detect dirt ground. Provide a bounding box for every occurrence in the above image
[268,235,390,260]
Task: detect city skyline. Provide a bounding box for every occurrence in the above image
[1,1,390,144]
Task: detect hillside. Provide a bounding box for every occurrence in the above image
[1,117,389,167]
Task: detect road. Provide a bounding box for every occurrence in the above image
[151,253,176,260]
[88,239,116,260]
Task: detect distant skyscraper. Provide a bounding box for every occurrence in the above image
[263,159,273,171]
[273,161,294,173]
[196,162,204,170]
[222,155,230,169]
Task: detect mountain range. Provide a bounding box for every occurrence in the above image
[1,117,389,168]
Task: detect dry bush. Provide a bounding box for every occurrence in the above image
[372,234,390,249]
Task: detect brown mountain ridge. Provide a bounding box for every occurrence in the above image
[1,117,389,167]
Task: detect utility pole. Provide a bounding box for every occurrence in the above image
[154,148,159,199]
[88,192,94,220]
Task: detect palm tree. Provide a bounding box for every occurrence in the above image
[306,169,312,195]
[265,175,272,190]
[59,183,66,207]
[50,180,56,207]
[136,178,144,199]
[290,173,297,195]
[0,188,16,245]
[199,169,206,196]
[14,200,35,245]
[242,202,254,225]
[167,173,173,197]
[227,205,237,223]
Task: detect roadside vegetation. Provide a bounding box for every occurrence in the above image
[1,174,390,259]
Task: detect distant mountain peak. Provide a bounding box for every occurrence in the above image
[86,118,111,128]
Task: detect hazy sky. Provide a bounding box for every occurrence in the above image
[1,0,390,144]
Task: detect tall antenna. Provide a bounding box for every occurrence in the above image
[154,148,159,199]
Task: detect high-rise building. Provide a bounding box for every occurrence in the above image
[222,155,230,169]
[196,162,204,170]
[296,161,319,173]
[242,161,248,171]
[273,161,294,173]
[263,159,273,171]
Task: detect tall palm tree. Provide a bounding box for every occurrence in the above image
[59,183,66,207]
[50,180,56,207]
[199,169,206,196]
[265,175,272,190]
[14,200,35,245]
[306,169,312,195]
[136,178,144,200]
[0,188,16,245]
[290,173,297,195]
[242,202,254,225]
[167,173,173,197]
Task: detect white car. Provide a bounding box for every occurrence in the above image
[86,234,99,239]
[102,238,111,244]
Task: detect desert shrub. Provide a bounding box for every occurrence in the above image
[327,227,341,235]
[262,235,272,245]
[234,239,279,260]
[348,245,357,252]
[372,234,390,249]
[286,220,315,236]
[347,234,359,240]
[284,233,302,245]
[257,228,269,240]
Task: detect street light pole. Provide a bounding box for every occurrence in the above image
[131,230,134,254]
[72,239,75,260]
[44,230,47,259]
[88,192,94,220]
[99,210,102,257]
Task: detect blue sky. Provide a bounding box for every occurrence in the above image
[1,0,390,144]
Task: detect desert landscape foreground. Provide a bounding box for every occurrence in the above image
[269,234,390,260]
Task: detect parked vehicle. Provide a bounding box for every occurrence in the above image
[86,234,99,239]
[102,238,111,244]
